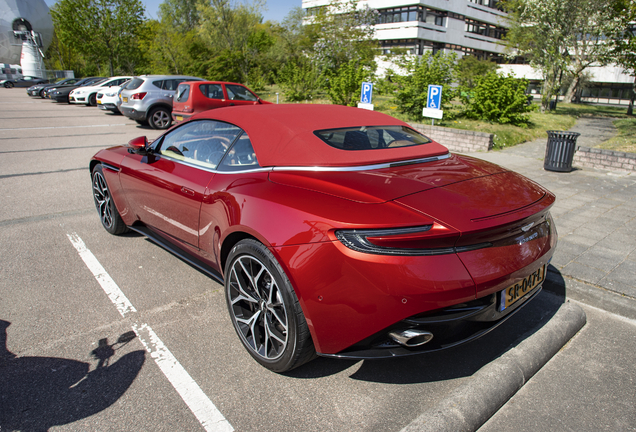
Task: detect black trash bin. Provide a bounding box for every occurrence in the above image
[544,130,580,172]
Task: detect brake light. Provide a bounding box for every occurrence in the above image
[335,223,491,256]
[131,92,147,100]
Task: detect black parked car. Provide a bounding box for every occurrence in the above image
[1,75,48,88]
[46,77,106,103]
[27,78,82,98]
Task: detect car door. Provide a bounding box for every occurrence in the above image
[119,119,242,247]
[224,84,261,107]
[198,83,228,110]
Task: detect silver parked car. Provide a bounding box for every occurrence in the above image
[119,75,204,129]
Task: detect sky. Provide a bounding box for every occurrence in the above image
[44,0,301,23]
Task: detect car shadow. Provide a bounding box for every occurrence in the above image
[0,320,145,431]
[287,265,568,383]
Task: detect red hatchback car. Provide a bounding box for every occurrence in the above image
[172,81,271,123]
[91,104,557,372]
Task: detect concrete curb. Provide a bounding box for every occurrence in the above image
[401,299,587,432]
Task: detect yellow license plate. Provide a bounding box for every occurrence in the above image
[97,100,102,104]
[500,265,545,311]
[176,115,183,121]
[123,97,128,102]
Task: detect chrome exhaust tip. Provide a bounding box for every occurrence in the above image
[388,329,433,347]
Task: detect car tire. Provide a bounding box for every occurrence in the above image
[148,107,172,130]
[91,164,128,235]
[4,82,13,88]
[224,239,316,373]
[88,93,97,106]
[39,89,45,97]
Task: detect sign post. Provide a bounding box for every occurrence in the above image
[358,82,374,111]
[422,84,443,125]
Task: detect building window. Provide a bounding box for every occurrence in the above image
[468,0,504,12]
[465,18,507,39]
[377,6,446,26]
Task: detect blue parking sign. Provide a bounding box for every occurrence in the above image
[360,82,373,104]
[427,85,442,109]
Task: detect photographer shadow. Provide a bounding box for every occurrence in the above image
[0,321,145,431]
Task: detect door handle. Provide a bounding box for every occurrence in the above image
[181,186,195,196]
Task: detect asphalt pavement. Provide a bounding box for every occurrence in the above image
[1,91,634,431]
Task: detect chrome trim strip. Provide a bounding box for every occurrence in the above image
[102,163,120,172]
[158,153,271,174]
[270,153,451,172]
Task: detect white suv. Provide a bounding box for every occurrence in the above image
[119,75,204,129]
[69,76,132,106]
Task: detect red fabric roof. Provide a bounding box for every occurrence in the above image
[192,104,449,167]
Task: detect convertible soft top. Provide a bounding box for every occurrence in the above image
[191,104,449,167]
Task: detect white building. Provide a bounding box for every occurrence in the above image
[302,0,634,105]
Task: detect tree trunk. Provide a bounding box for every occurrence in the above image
[628,76,636,116]
[565,74,580,103]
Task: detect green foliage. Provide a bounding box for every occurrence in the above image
[197,0,273,85]
[277,58,319,101]
[456,56,498,89]
[462,72,535,126]
[391,51,457,121]
[325,61,368,106]
[50,0,146,76]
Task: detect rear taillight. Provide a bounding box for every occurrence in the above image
[182,106,193,113]
[131,92,147,100]
[335,224,468,256]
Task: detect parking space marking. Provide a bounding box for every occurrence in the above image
[67,232,234,432]
[0,123,133,131]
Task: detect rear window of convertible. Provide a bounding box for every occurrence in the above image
[314,126,431,150]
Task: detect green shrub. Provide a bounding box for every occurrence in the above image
[391,51,457,121]
[463,72,535,126]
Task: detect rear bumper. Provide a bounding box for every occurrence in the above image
[172,113,192,123]
[322,283,543,359]
[98,103,118,111]
[121,107,146,120]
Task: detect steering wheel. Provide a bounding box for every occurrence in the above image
[165,145,184,156]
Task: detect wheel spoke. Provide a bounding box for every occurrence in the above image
[228,254,289,361]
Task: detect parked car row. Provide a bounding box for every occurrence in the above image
[26,74,269,130]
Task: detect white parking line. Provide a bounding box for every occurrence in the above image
[67,232,234,432]
[0,124,133,131]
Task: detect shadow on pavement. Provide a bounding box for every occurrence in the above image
[0,321,145,431]
[289,270,567,383]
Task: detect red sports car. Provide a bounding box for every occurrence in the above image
[171,81,271,124]
[91,104,557,372]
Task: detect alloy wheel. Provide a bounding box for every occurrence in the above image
[227,255,289,360]
[151,109,171,129]
[92,171,113,229]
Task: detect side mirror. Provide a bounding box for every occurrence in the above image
[127,136,150,154]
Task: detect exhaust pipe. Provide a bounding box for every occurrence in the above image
[389,329,433,347]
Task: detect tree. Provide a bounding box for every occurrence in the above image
[272,8,321,101]
[503,0,578,110]
[197,0,274,85]
[50,0,146,76]
[456,56,498,89]
[391,51,457,121]
[325,60,370,106]
[503,0,629,109]
[610,1,636,115]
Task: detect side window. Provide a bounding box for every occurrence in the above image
[152,80,164,89]
[162,80,178,91]
[225,84,258,101]
[218,134,261,171]
[200,84,224,99]
[158,120,242,169]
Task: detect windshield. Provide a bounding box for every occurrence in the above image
[314,126,432,151]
